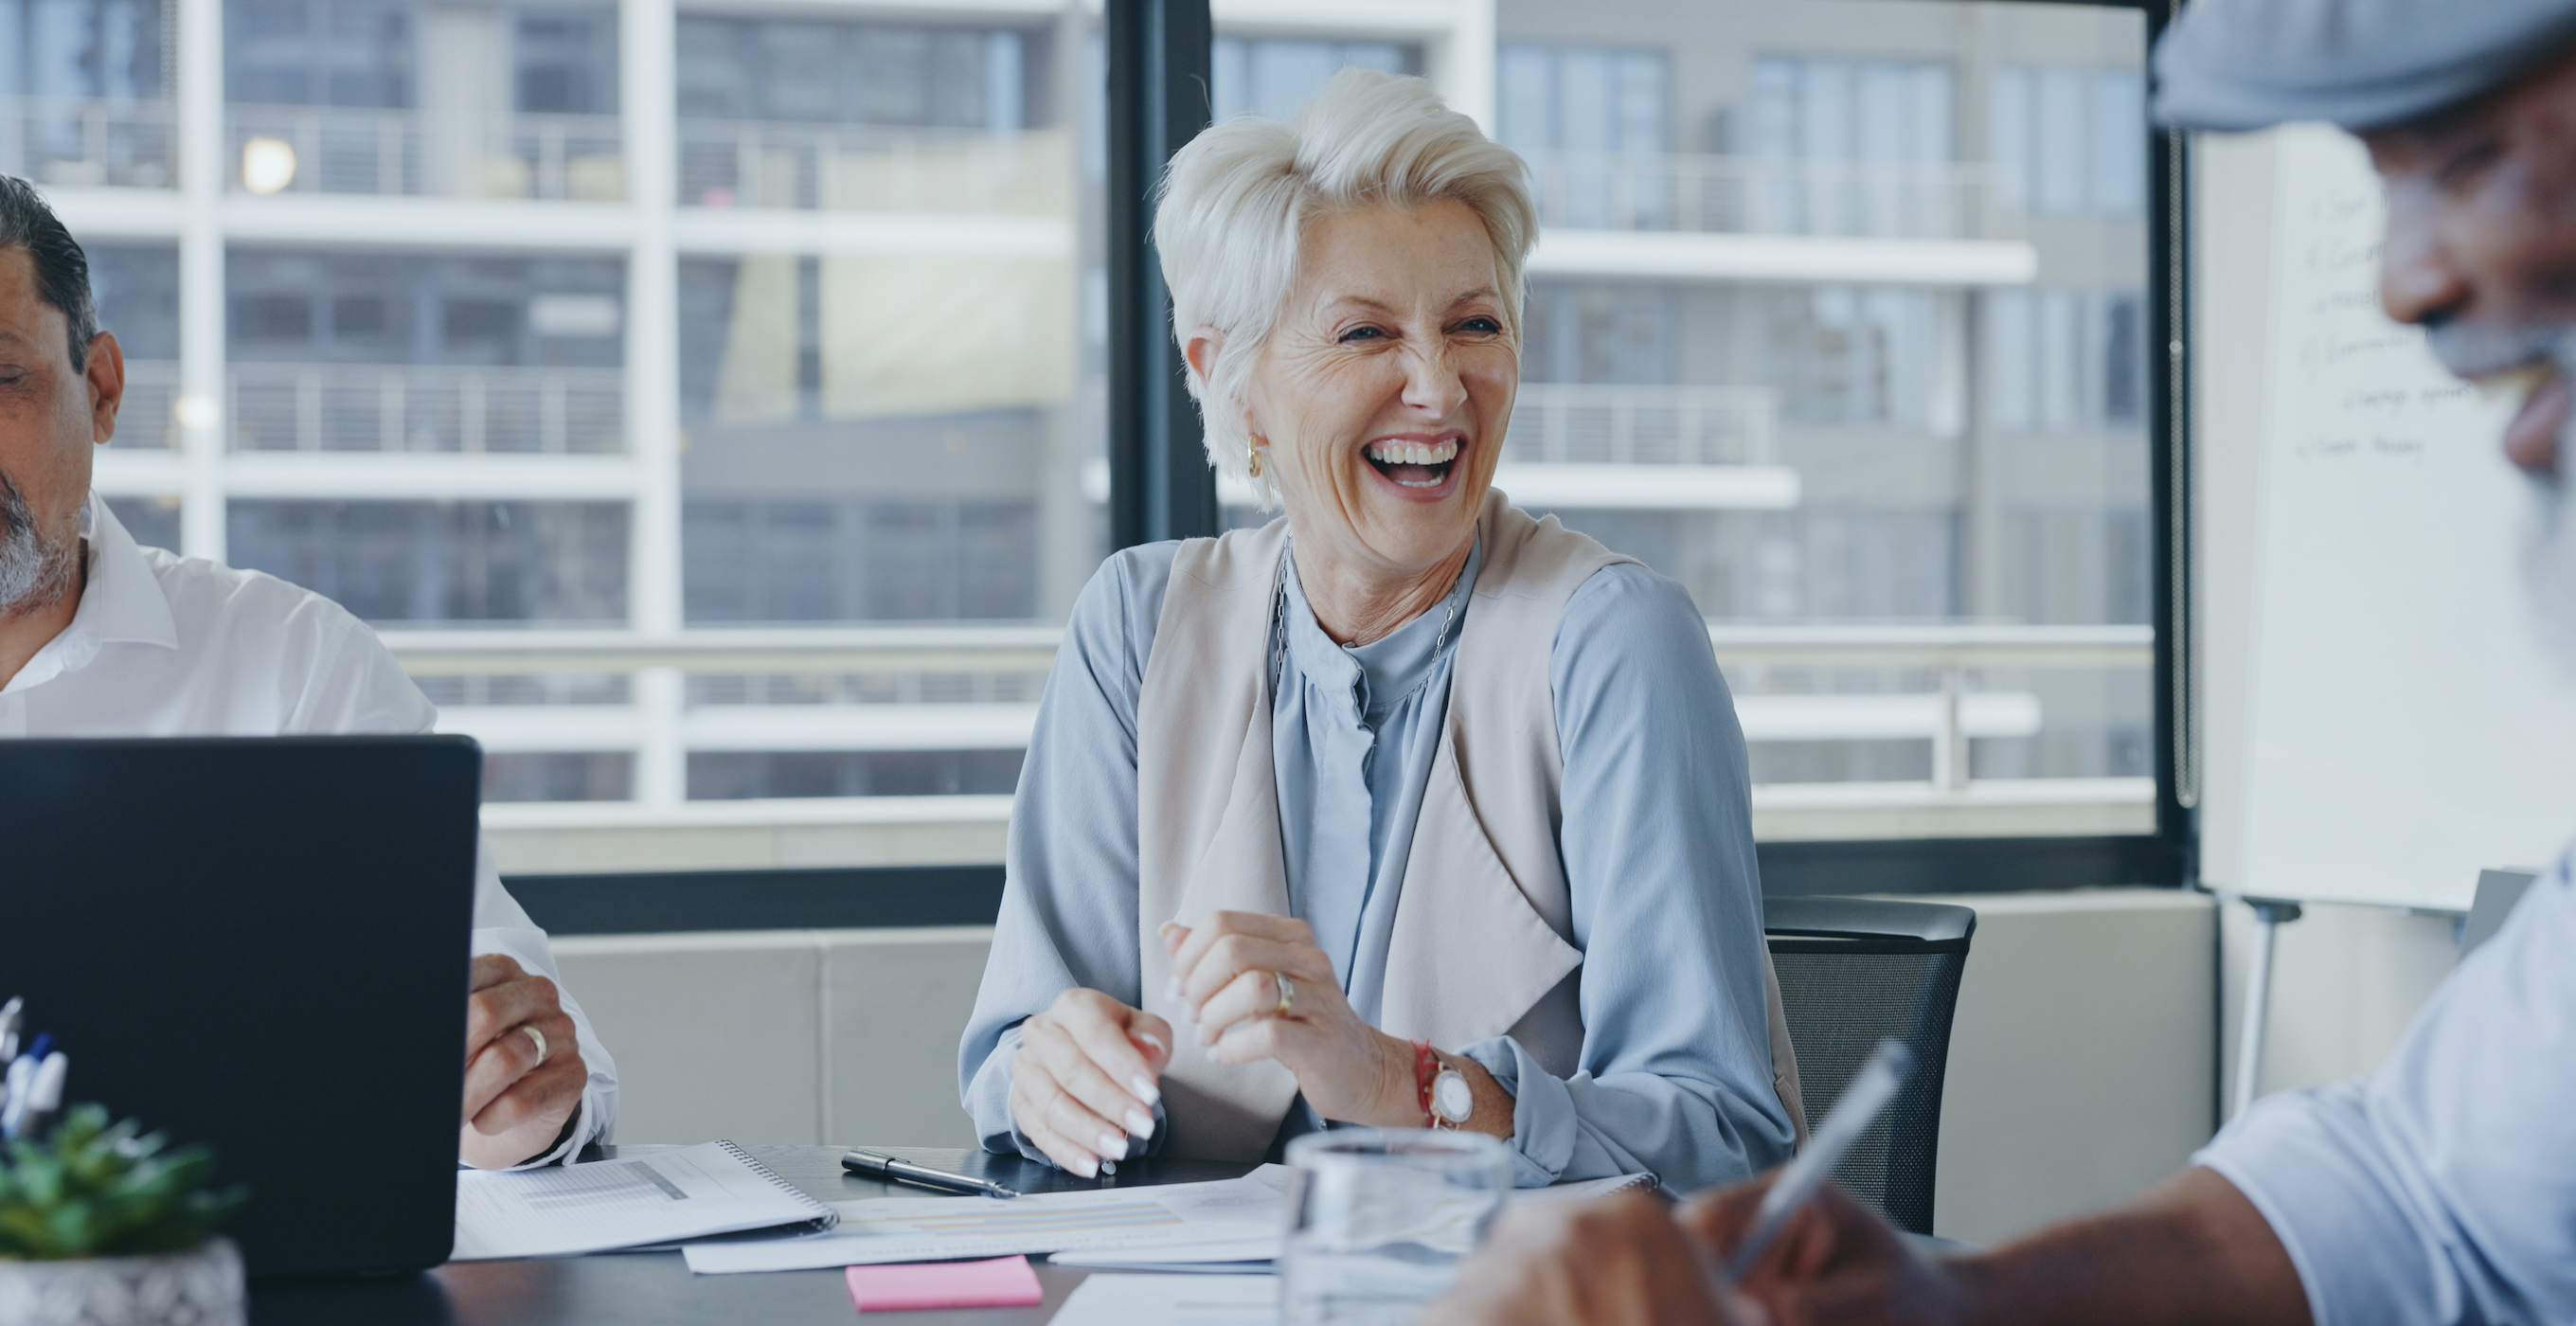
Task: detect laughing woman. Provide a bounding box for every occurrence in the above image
[957,68,1801,1190]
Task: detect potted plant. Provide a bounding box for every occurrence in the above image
[0,1104,249,1326]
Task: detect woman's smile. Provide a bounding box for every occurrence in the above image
[1361,432,1467,497]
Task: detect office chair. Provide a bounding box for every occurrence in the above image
[1765,896,1977,1236]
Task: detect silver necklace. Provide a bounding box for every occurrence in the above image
[1269,543,1466,700]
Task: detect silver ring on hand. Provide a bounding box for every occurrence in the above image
[519,1024,548,1066]
[1274,972,1295,1017]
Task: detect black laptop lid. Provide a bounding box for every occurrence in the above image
[0,736,481,1279]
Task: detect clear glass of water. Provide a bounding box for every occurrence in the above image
[1279,1129,1513,1325]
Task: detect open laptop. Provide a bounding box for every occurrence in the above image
[0,736,483,1279]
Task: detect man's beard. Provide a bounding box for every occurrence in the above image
[2426,321,2576,675]
[0,474,76,619]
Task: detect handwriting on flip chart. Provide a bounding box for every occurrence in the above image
[2236,123,2576,915]
[2275,164,2493,470]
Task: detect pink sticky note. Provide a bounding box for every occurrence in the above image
[844,1255,1045,1313]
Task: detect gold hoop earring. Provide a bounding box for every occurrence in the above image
[1247,445,1264,478]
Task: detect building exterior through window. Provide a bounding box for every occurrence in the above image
[71,0,2152,858]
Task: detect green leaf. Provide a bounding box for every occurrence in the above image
[0,1103,248,1260]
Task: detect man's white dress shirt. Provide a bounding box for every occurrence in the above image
[2196,848,2576,1325]
[0,493,617,1166]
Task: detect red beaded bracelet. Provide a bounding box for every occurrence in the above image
[1412,1038,1440,1128]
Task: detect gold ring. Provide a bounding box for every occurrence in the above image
[1274,973,1295,1017]
[519,1024,548,1065]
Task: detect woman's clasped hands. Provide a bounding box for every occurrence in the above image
[1010,910,1459,1175]
[1162,911,1421,1128]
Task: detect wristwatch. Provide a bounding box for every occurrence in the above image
[1414,1039,1474,1129]
[1430,1065,1473,1128]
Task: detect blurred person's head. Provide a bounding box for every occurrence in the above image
[1155,68,1533,591]
[0,173,120,618]
[2157,0,2576,668]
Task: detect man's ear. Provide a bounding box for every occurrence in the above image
[83,330,123,446]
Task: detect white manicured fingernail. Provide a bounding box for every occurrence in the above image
[1069,1153,1098,1178]
[1125,1107,1154,1136]
[1136,1030,1167,1055]
[1164,977,1183,1002]
[1098,1130,1127,1159]
[1159,920,1186,939]
[1131,1074,1161,1105]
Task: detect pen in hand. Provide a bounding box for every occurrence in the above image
[1721,1038,1916,1284]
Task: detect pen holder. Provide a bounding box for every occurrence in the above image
[0,1235,244,1326]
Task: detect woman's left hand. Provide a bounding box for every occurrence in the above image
[1164,911,1417,1127]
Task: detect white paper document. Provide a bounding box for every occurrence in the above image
[683,1167,1297,1275]
[1512,1173,1658,1204]
[1050,1238,1281,1272]
[1047,1172,1650,1276]
[453,1140,835,1261]
[1048,1273,1279,1326]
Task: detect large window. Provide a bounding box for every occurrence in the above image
[1488,0,2160,848]
[73,0,2174,878]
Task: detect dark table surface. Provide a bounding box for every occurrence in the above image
[248,1144,1258,1326]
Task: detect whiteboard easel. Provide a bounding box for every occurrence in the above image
[2230,125,2576,1107]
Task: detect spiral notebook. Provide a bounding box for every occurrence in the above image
[453,1140,838,1261]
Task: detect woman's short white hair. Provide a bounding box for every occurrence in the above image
[1154,67,1536,503]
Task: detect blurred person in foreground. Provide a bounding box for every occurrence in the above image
[0,174,615,1169]
[1427,2,2576,1322]
[957,68,1802,1187]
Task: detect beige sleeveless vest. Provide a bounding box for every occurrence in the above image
[1134,491,1805,1161]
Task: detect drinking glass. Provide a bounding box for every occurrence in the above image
[1279,1129,1512,1325]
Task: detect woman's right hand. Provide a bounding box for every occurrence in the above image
[1009,987,1174,1177]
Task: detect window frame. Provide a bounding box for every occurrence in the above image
[1101,0,2196,897]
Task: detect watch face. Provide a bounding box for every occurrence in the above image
[1433,1069,1474,1122]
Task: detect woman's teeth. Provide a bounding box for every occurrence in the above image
[1367,440,1458,466]
[1365,439,1459,489]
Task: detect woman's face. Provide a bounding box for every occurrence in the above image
[1243,199,1515,579]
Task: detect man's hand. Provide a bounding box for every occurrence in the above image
[1422,1190,1746,1326]
[1684,1176,1972,1326]
[459,954,586,1170]
[1688,1167,2309,1326]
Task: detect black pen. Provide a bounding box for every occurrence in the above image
[841,1149,1022,1199]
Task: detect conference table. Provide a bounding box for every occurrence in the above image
[249,1144,1259,1326]
[248,1143,1970,1323]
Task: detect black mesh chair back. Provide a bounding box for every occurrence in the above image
[1765,896,1977,1235]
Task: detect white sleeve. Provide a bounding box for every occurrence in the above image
[471,837,620,1166]
[2193,852,2576,1326]
[289,611,622,1166]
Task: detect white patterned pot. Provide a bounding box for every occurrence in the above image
[0,1238,244,1326]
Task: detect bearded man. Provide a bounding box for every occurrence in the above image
[0,174,617,1170]
[1425,1,2576,1322]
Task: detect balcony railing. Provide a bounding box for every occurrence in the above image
[116,359,182,449]
[676,121,1072,214]
[1506,384,1778,467]
[0,96,173,188]
[228,363,625,454]
[1529,152,2018,242]
[226,104,625,201]
[384,623,2151,804]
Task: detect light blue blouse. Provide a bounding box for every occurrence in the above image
[957,533,1794,1191]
